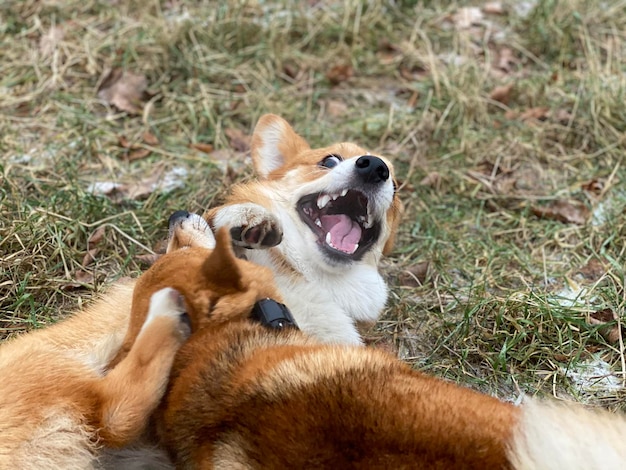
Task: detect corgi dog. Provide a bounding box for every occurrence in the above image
[0,284,189,469]
[119,212,626,470]
[205,114,403,345]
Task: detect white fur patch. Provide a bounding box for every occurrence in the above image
[139,288,185,337]
[509,398,626,470]
[5,413,99,470]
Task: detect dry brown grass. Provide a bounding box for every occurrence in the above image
[1,0,626,408]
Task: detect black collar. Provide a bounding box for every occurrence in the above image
[251,298,298,330]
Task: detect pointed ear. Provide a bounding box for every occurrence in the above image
[250,114,310,179]
[202,228,243,290]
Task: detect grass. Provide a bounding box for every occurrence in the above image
[1,0,626,409]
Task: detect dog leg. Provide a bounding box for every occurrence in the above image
[95,288,190,448]
[207,203,282,250]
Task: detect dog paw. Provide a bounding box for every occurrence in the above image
[211,203,283,249]
[141,288,191,341]
[231,214,282,249]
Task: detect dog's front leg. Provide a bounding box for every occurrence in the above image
[206,203,282,250]
[94,288,190,448]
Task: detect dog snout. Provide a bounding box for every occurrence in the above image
[355,156,389,184]
[168,210,191,230]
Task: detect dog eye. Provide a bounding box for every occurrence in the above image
[319,154,342,169]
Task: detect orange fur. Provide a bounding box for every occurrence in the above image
[0,282,187,469]
[120,221,626,470]
[120,227,519,468]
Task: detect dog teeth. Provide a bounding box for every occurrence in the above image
[325,232,332,246]
[317,194,331,209]
[331,193,340,201]
[364,213,374,229]
[341,189,348,197]
[315,218,322,228]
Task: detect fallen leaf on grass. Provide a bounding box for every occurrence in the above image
[588,309,621,344]
[142,131,159,146]
[97,68,148,115]
[531,200,590,225]
[135,253,162,266]
[419,172,441,188]
[518,107,550,121]
[453,7,483,29]
[81,248,99,267]
[398,262,431,287]
[117,131,159,161]
[88,225,107,247]
[325,99,348,117]
[224,128,251,153]
[496,47,517,72]
[88,166,188,202]
[581,178,604,196]
[39,25,64,57]
[489,83,514,105]
[189,142,215,154]
[127,148,151,162]
[81,226,107,266]
[62,270,95,290]
[576,258,607,281]
[483,2,505,14]
[325,64,354,85]
[553,109,573,124]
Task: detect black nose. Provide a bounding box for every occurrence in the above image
[168,210,191,230]
[355,156,389,184]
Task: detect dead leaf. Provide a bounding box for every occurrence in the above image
[419,172,441,188]
[577,258,607,281]
[483,2,505,14]
[518,107,550,121]
[88,226,106,248]
[554,109,573,124]
[582,178,604,195]
[135,253,162,266]
[81,248,99,267]
[127,148,151,162]
[326,100,348,117]
[118,135,131,148]
[75,270,94,284]
[142,131,159,146]
[531,200,590,225]
[39,25,64,57]
[496,47,516,72]
[97,68,148,115]
[453,7,483,29]
[398,262,430,287]
[325,64,354,85]
[88,166,188,202]
[189,142,215,154]
[224,128,251,152]
[489,83,514,105]
[589,309,621,344]
[63,270,95,290]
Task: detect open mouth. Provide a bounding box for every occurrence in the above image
[297,190,381,260]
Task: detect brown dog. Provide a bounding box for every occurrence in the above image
[120,212,626,469]
[0,284,188,469]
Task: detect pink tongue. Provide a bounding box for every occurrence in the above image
[320,214,362,253]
